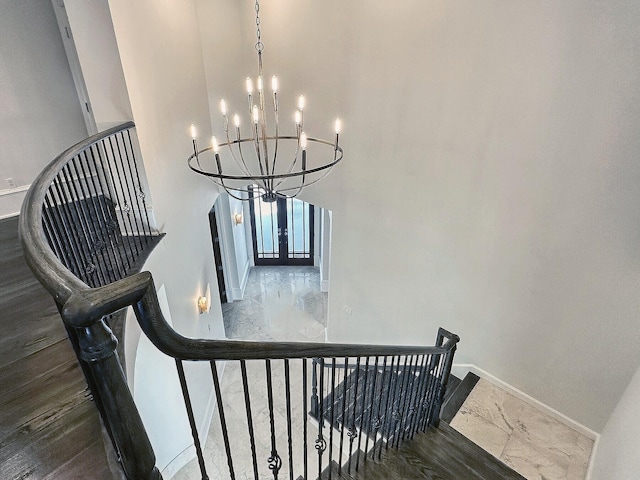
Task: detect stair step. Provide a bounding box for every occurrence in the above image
[440,372,480,423]
[338,423,524,480]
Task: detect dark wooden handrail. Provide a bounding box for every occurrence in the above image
[20,121,460,480]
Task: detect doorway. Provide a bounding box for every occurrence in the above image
[248,187,314,266]
[208,207,227,304]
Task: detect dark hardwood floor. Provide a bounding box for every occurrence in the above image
[0,216,116,479]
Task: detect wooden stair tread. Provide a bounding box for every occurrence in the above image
[334,423,524,480]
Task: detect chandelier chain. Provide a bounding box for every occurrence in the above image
[254,0,264,53]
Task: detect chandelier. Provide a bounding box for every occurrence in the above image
[187,0,343,203]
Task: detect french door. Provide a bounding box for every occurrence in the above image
[248,187,314,266]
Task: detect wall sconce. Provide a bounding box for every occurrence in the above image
[234,212,243,225]
[198,284,211,314]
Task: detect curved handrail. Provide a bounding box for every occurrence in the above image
[19,121,136,305]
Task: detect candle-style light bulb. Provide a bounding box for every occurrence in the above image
[298,95,305,110]
[252,105,260,124]
[233,114,240,128]
[300,132,308,151]
[334,118,342,134]
[190,124,197,139]
[257,75,264,92]
[271,76,278,92]
[211,136,219,154]
[294,110,302,125]
[246,77,253,94]
[220,99,227,116]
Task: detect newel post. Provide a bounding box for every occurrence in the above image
[75,318,162,480]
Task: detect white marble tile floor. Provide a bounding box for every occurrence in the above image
[450,378,594,480]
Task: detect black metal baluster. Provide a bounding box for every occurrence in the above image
[42,192,74,273]
[240,360,259,480]
[113,132,144,253]
[347,357,360,475]
[364,356,379,459]
[125,129,153,241]
[311,358,319,417]
[395,355,414,448]
[176,360,210,480]
[69,154,114,285]
[50,174,91,284]
[400,355,420,443]
[409,354,428,438]
[338,357,348,476]
[423,354,443,432]
[265,360,281,479]
[60,163,106,287]
[284,360,294,480]
[302,358,308,480]
[91,142,131,276]
[122,130,150,244]
[106,135,139,262]
[382,355,397,456]
[415,354,432,437]
[76,150,120,283]
[372,356,386,460]
[328,358,336,480]
[356,356,370,471]
[316,358,326,480]
[389,355,407,450]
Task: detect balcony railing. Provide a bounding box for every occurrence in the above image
[20,122,459,480]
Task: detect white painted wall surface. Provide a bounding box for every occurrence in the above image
[107,0,224,472]
[197,0,640,432]
[63,0,133,131]
[0,0,87,217]
[591,364,640,479]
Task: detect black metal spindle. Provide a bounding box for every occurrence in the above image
[125,130,153,241]
[121,130,149,244]
[316,358,325,480]
[75,150,120,283]
[409,354,428,438]
[401,355,420,443]
[112,132,144,252]
[284,360,294,480]
[265,360,281,479]
[311,358,319,417]
[423,355,443,431]
[60,163,106,287]
[69,154,114,285]
[328,358,336,480]
[395,355,414,448]
[355,356,370,471]
[176,360,210,480]
[42,192,74,273]
[381,355,397,456]
[364,356,379,458]
[372,356,386,460]
[389,355,407,450]
[106,135,139,260]
[90,142,131,276]
[338,357,348,476]
[240,360,259,480]
[302,358,308,480]
[50,174,92,284]
[347,357,360,475]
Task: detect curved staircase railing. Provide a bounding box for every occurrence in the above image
[20,123,460,480]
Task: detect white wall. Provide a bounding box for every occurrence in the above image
[591,363,640,479]
[0,0,87,218]
[62,0,133,131]
[105,0,224,472]
[200,0,640,432]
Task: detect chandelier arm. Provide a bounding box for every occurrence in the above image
[208,177,249,201]
[225,129,253,178]
[275,164,337,194]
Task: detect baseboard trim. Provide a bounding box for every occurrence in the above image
[0,184,30,220]
[320,279,329,293]
[161,444,195,479]
[0,211,20,220]
[452,363,600,442]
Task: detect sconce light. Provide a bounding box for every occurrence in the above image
[198,284,211,314]
[234,212,243,225]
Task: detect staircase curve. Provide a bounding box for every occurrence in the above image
[19,122,521,480]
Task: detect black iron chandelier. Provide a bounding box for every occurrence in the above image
[187,0,343,203]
